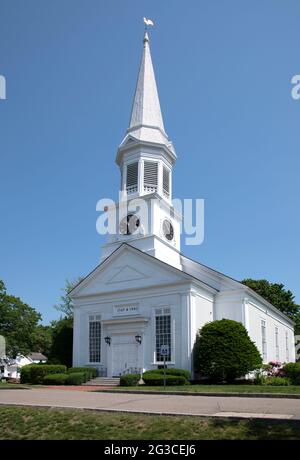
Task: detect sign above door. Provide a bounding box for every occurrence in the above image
[113,304,139,317]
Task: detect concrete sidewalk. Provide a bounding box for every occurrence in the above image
[0,388,300,420]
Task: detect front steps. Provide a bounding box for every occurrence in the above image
[86,377,120,387]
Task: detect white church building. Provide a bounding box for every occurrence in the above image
[71,30,295,378]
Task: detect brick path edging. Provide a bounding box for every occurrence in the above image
[99,389,300,399]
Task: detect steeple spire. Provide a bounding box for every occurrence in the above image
[128,31,165,134]
[117,26,176,165]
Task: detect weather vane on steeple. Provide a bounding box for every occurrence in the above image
[143,17,154,30]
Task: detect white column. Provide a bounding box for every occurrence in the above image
[138,159,144,196]
[158,161,163,196]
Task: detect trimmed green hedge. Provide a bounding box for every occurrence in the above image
[283,363,300,385]
[67,367,97,381]
[66,372,86,385]
[143,368,191,380]
[120,374,140,386]
[142,374,187,386]
[20,365,34,384]
[43,373,68,385]
[264,376,290,386]
[21,365,67,384]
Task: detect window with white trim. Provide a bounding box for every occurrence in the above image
[144,161,158,193]
[285,331,289,362]
[261,320,267,362]
[275,326,279,361]
[126,162,138,194]
[89,315,101,363]
[155,307,171,362]
[163,166,170,198]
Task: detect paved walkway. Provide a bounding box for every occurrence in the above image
[1,388,300,420]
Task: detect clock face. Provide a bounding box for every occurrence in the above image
[120,214,140,235]
[163,219,174,241]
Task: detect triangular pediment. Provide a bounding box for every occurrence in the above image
[70,244,189,298]
[106,265,148,284]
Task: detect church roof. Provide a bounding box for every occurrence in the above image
[117,31,176,161]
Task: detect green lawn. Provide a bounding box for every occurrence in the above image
[0,405,299,440]
[102,385,300,395]
[0,383,29,390]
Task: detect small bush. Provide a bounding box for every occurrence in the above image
[43,373,68,385]
[120,374,140,386]
[264,377,290,386]
[21,364,67,384]
[142,373,186,386]
[66,372,86,385]
[143,368,190,380]
[283,363,300,385]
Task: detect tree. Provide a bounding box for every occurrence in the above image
[54,278,82,318]
[241,279,300,321]
[0,280,41,358]
[193,319,262,383]
[48,317,73,367]
[31,325,53,357]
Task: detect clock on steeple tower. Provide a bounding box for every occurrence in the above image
[102,29,182,269]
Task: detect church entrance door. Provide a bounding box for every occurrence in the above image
[112,335,139,377]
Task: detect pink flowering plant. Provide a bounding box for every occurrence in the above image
[266,361,284,377]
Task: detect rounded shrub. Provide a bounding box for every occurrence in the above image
[193,319,262,383]
[142,374,186,386]
[43,373,68,385]
[66,372,86,385]
[283,363,300,385]
[120,374,140,386]
[21,364,67,384]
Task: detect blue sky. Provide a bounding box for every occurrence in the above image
[0,0,299,324]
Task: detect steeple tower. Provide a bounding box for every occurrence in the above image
[103,27,182,269]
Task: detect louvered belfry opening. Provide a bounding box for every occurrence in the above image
[144,161,158,193]
[163,166,170,199]
[126,162,138,194]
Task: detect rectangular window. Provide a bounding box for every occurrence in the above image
[275,327,279,361]
[163,166,170,198]
[261,319,267,362]
[144,161,158,193]
[285,331,289,362]
[89,315,101,363]
[126,162,138,193]
[155,308,171,362]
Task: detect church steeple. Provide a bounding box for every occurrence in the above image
[128,31,166,136]
[116,30,176,165]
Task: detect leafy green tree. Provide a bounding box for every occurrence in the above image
[0,280,41,358]
[54,278,82,318]
[48,317,73,367]
[193,319,262,383]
